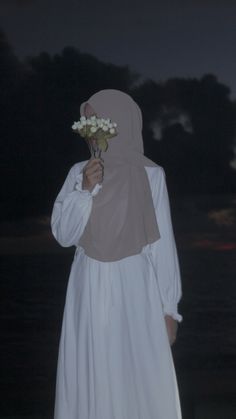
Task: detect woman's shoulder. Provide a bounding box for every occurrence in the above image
[145,164,166,183]
[145,164,167,202]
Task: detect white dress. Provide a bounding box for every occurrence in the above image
[51,161,183,419]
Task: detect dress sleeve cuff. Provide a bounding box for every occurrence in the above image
[163,304,183,322]
[74,173,102,197]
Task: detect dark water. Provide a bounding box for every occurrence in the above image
[1,194,236,418]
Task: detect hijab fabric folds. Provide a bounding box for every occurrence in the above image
[78,89,160,262]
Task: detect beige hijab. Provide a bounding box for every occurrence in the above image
[78,89,160,261]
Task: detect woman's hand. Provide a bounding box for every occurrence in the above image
[82,158,104,192]
[165,315,178,346]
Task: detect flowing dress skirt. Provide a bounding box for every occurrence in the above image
[54,246,182,419]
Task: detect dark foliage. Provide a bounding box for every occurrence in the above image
[0,30,236,220]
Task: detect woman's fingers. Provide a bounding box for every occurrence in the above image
[85,165,103,181]
[84,159,103,175]
[82,158,104,191]
[86,164,103,177]
[164,315,178,346]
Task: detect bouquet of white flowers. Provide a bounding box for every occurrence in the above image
[72,115,118,158]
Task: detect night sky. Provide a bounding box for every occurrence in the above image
[1,0,236,97]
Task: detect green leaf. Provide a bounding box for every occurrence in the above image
[97,138,108,152]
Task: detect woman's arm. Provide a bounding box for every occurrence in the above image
[51,161,101,247]
[149,166,183,324]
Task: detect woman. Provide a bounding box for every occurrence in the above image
[51,89,183,419]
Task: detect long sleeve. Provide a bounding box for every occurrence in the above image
[51,162,101,247]
[149,166,183,322]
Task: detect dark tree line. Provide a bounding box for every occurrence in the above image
[133,76,236,193]
[0,30,235,220]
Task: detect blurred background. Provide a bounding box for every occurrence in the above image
[0,0,236,418]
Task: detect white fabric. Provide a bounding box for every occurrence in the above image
[51,161,183,419]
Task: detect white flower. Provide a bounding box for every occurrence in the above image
[72,121,82,130]
[72,116,118,147]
